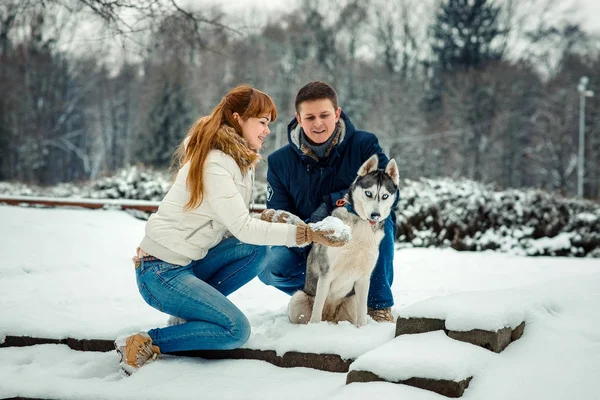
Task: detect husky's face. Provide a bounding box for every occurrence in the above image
[350,155,399,226]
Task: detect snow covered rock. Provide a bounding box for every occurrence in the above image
[395,317,445,336]
[347,331,493,397]
[395,317,526,353]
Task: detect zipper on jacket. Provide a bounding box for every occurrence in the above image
[306,164,312,207]
[250,168,255,211]
[185,220,213,240]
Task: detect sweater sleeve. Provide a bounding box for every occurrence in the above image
[203,158,298,247]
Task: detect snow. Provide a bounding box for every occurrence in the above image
[0,345,345,400]
[310,216,352,242]
[399,273,600,332]
[350,331,495,382]
[245,317,392,358]
[576,212,598,223]
[1,204,600,399]
[524,232,576,256]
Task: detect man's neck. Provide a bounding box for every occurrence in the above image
[301,126,338,159]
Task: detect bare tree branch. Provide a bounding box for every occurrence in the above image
[34,0,239,43]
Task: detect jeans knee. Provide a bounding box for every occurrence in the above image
[252,245,269,273]
[227,312,251,348]
[257,267,273,286]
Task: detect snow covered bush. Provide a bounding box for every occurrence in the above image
[0,166,172,201]
[2,170,599,257]
[395,178,600,258]
[86,166,172,201]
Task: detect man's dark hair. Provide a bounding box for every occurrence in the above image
[295,81,338,113]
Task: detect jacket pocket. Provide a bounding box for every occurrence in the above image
[185,220,213,241]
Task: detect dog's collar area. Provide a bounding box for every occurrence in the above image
[343,202,358,216]
[342,202,381,231]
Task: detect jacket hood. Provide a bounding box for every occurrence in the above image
[213,125,260,174]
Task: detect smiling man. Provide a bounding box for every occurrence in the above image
[259,81,399,323]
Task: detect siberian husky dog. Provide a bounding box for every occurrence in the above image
[288,154,399,327]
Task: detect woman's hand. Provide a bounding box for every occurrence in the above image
[295,219,350,247]
[260,209,303,225]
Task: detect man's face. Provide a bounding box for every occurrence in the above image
[296,99,341,144]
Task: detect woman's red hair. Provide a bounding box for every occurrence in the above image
[174,85,277,210]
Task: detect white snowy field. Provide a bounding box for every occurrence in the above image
[0,204,599,400]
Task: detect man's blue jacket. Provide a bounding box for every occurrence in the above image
[266,110,395,220]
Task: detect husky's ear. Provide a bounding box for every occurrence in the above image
[358,154,379,176]
[385,159,400,187]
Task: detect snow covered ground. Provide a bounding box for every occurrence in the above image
[0,204,599,399]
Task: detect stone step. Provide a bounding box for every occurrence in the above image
[1,335,115,352]
[1,335,351,372]
[346,370,472,398]
[395,317,526,353]
[347,331,495,397]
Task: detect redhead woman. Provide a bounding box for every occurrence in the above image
[115,86,347,375]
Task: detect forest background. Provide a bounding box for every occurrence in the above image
[1,0,599,200]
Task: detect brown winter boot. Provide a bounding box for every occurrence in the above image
[368,307,395,323]
[114,332,161,375]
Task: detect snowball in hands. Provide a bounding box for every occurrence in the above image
[309,216,352,243]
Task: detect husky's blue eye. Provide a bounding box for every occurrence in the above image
[365,191,372,198]
[382,194,389,200]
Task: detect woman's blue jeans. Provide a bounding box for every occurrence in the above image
[135,237,268,353]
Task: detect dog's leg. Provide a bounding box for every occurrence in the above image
[288,291,313,324]
[354,276,371,327]
[310,274,332,324]
[334,295,357,325]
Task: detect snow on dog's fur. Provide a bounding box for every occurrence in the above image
[288,155,399,327]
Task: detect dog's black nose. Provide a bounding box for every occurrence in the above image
[370,212,380,221]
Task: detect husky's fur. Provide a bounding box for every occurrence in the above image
[288,154,399,327]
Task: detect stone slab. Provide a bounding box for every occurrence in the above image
[1,336,114,352]
[447,327,512,353]
[395,317,526,353]
[347,370,472,398]
[395,317,446,336]
[1,336,352,373]
[511,321,526,341]
[348,331,492,398]
[447,322,526,353]
[172,348,352,372]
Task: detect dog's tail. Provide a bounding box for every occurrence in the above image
[288,290,313,324]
